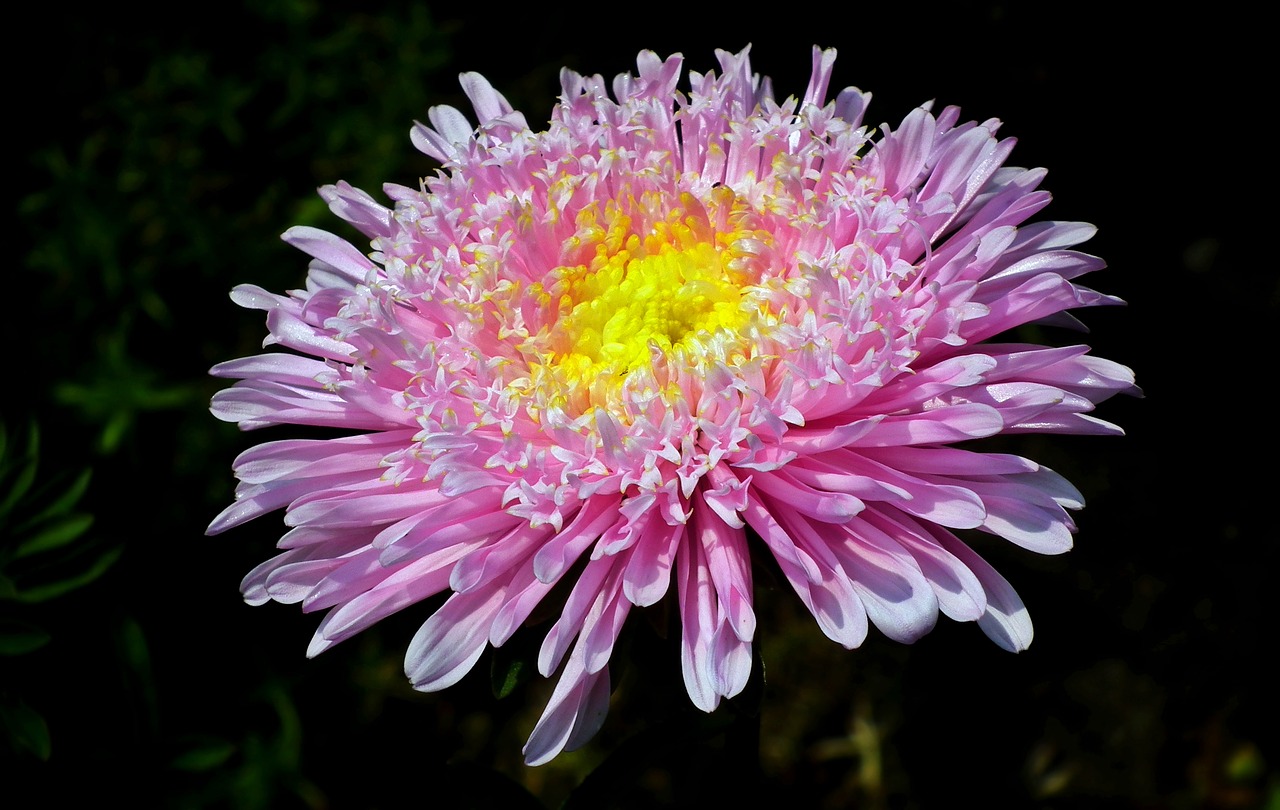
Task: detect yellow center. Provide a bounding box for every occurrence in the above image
[513,188,769,416]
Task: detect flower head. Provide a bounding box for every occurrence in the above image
[210,46,1136,764]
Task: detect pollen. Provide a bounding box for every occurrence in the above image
[515,188,771,415]
[554,238,748,366]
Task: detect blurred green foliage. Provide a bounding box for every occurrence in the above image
[10,1,462,803]
[0,423,113,605]
[19,0,453,454]
[0,421,111,760]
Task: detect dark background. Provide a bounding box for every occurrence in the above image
[6,2,1271,807]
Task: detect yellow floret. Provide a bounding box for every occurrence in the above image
[520,189,772,416]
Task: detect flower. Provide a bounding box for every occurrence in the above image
[209,45,1136,765]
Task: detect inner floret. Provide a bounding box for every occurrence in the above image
[550,236,748,370]
[514,189,774,415]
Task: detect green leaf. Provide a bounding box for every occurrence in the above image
[99,412,131,455]
[490,631,540,699]
[11,545,122,603]
[172,737,237,771]
[1,698,51,760]
[0,620,51,655]
[118,616,153,676]
[13,514,95,560]
[14,469,92,532]
[0,447,38,524]
[493,656,530,700]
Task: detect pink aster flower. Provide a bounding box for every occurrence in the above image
[209,46,1136,765]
